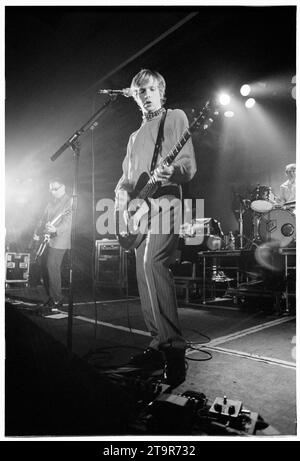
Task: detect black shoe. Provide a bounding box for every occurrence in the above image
[37,298,53,308]
[41,301,63,316]
[33,298,53,313]
[163,349,186,388]
[129,348,165,369]
[52,301,63,309]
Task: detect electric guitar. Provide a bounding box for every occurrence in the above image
[115,101,218,250]
[32,209,71,261]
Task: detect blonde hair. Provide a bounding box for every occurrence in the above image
[130,69,166,105]
[285,163,296,174]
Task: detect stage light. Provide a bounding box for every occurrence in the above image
[219,93,231,106]
[240,84,251,96]
[224,111,234,118]
[245,98,256,109]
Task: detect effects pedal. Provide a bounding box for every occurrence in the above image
[208,395,258,435]
[209,395,242,418]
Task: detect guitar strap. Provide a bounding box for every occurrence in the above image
[150,109,168,174]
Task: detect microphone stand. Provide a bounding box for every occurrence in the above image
[237,201,245,250]
[50,95,117,353]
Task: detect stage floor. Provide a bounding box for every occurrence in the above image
[5,284,296,437]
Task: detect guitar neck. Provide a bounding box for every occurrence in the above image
[162,128,191,168]
[137,101,214,201]
[51,213,63,226]
[49,208,70,227]
[138,128,191,201]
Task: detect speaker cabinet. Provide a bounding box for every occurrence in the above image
[5,252,30,286]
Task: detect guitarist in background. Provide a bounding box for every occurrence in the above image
[115,69,196,387]
[33,177,72,313]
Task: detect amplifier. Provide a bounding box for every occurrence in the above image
[95,240,123,286]
[5,252,30,286]
[95,239,138,292]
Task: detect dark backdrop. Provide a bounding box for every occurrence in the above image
[5,6,296,278]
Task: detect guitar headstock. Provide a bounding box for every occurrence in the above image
[190,100,219,132]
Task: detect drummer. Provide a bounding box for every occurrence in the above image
[277,163,296,205]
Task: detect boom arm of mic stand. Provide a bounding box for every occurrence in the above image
[50,95,117,162]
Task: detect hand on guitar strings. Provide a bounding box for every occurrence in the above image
[153,164,175,184]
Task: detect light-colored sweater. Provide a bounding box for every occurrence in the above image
[115,108,197,195]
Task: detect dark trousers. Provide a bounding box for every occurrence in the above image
[41,247,67,303]
[135,197,186,351]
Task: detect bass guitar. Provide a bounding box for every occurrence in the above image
[116,101,218,250]
[33,209,71,261]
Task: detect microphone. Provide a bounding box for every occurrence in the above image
[98,88,133,98]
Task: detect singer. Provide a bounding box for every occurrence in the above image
[115,69,196,387]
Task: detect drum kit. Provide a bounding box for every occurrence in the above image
[240,184,296,249]
[178,184,296,254]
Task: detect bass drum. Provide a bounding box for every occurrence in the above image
[259,208,296,247]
